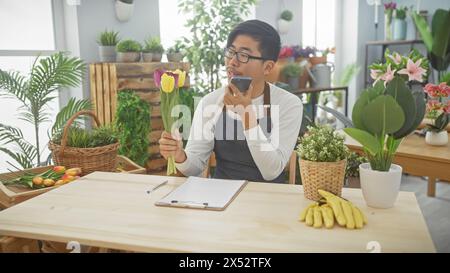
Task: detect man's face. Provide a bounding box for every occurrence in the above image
[225,34,274,84]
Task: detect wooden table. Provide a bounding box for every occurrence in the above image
[0,172,435,252]
[344,132,450,197]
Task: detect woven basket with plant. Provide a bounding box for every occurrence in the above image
[48,111,119,175]
[296,125,348,201]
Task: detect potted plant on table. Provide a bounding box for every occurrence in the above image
[281,63,303,90]
[97,30,120,62]
[143,37,164,62]
[116,39,142,62]
[296,125,349,201]
[423,82,450,146]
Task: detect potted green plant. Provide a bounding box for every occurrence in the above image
[143,37,164,62]
[423,82,449,146]
[281,63,303,90]
[97,30,120,62]
[116,39,142,62]
[393,6,407,40]
[345,152,368,188]
[321,76,426,208]
[296,125,349,201]
[166,41,184,62]
[278,10,293,34]
[115,0,134,22]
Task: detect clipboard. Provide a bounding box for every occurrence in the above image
[155,176,247,211]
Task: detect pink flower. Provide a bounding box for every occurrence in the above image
[388,52,402,65]
[424,83,449,98]
[397,58,426,82]
[438,82,450,96]
[380,64,396,85]
[370,69,382,80]
[153,69,165,88]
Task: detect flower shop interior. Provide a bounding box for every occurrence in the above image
[0,0,449,254]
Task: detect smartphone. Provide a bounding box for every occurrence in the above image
[231,76,252,93]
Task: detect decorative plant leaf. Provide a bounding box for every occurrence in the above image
[352,90,371,131]
[385,77,416,138]
[412,12,433,52]
[362,95,405,135]
[343,127,380,155]
[317,104,354,128]
[51,98,92,138]
[394,88,426,139]
[431,9,450,59]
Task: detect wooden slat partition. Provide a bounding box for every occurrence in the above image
[89,62,190,174]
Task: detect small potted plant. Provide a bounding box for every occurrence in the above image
[166,41,184,62]
[116,39,142,62]
[143,37,164,62]
[393,6,408,40]
[281,63,303,90]
[296,125,349,201]
[423,82,450,146]
[115,0,134,22]
[97,30,120,62]
[345,152,368,188]
[278,10,293,34]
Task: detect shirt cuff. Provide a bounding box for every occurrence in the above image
[175,156,192,175]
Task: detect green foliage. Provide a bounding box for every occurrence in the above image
[412,9,450,77]
[343,77,425,171]
[280,10,293,21]
[0,52,86,170]
[442,72,450,84]
[296,125,349,162]
[345,152,368,178]
[178,0,257,93]
[116,39,142,53]
[395,6,407,20]
[115,90,150,166]
[166,40,183,54]
[143,37,164,53]
[97,30,120,46]
[52,125,118,148]
[281,63,303,78]
[426,112,450,132]
[119,0,133,3]
[51,98,92,138]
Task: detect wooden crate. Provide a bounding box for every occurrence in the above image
[89,62,190,174]
[0,156,146,209]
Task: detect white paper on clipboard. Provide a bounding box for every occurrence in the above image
[155,176,247,210]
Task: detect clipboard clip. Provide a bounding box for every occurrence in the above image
[170,200,209,208]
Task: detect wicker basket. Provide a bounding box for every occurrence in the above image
[299,159,347,201]
[48,111,119,176]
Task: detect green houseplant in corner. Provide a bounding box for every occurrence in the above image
[321,77,426,208]
[0,52,88,170]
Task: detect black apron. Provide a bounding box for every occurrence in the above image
[212,83,285,183]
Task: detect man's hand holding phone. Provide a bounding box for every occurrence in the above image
[224,76,258,130]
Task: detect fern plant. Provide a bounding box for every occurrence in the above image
[0,52,88,170]
[97,30,120,46]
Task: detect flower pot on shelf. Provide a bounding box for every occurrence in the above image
[98,46,116,62]
[309,56,326,66]
[288,76,299,90]
[425,130,448,146]
[167,52,183,62]
[393,19,407,40]
[359,163,402,208]
[116,52,140,62]
[299,159,346,201]
[152,53,163,62]
[142,53,153,62]
[115,0,134,22]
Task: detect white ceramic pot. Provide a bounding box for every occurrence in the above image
[425,131,448,146]
[98,46,116,62]
[115,0,134,22]
[359,163,402,209]
[277,19,291,34]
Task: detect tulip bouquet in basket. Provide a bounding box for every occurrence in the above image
[2,166,82,189]
[153,69,186,175]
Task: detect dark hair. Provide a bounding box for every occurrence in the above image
[226,20,281,62]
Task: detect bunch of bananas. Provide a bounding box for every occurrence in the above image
[299,189,368,229]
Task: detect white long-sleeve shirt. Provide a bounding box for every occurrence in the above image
[175,83,303,180]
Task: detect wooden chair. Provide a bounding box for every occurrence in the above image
[201,151,297,184]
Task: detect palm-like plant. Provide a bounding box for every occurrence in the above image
[0,52,90,170]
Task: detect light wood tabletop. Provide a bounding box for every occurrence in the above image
[343,131,450,197]
[0,172,435,253]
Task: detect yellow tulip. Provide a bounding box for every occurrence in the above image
[161,73,175,93]
[174,69,186,87]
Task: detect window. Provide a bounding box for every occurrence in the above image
[0,0,59,172]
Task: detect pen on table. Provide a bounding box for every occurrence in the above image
[146,180,168,194]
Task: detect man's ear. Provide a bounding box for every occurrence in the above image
[263,60,276,76]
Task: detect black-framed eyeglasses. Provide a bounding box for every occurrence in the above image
[224,47,268,63]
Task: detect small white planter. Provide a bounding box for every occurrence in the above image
[359,163,402,209]
[115,0,134,22]
[425,131,448,146]
[277,19,291,34]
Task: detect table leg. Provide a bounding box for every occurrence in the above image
[427,177,436,197]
